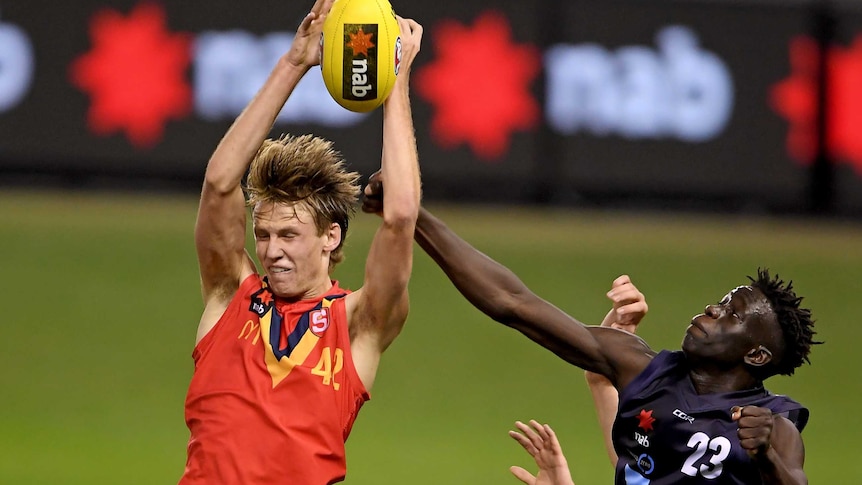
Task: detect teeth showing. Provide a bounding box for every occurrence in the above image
[272,268,289,273]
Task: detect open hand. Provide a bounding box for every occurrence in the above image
[284,0,334,69]
[509,420,575,485]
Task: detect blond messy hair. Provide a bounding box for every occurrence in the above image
[246,134,361,269]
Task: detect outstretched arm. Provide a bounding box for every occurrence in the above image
[412,207,653,386]
[347,17,424,391]
[732,406,807,484]
[585,275,648,467]
[509,420,575,485]
[361,181,653,386]
[194,0,333,344]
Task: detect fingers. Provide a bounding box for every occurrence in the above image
[731,405,774,456]
[737,428,772,456]
[514,421,544,452]
[538,422,564,455]
[606,280,645,306]
[737,424,772,442]
[531,420,551,443]
[361,172,384,214]
[606,275,647,322]
[363,179,382,197]
[509,423,544,485]
[733,408,774,431]
[510,420,551,458]
[363,171,383,196]
[731,405,770,422]
[396,16,424,37]
[394,16,423,66]
[616,300,648,318]
[509,466,537,485]
[361,195,383,214]
[299,0,333,34]
[310,0,335,17]
[511,420,558,456]
[288,0,333,68]
[509,430,535,454]
[368,169,382,184]
[611,274,631,288]
[296,12,316,33]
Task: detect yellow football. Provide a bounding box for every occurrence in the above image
[320,0,401,113]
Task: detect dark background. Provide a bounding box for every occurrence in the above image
[2,0,862,214]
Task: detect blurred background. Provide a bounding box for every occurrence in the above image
[1,0,860,483]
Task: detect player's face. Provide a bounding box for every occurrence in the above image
[682,285,779,366]
[252,201,337,299]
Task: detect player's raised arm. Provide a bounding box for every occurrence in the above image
[193,0,333,343]
[347,16,423,391]
[585,275,648,467]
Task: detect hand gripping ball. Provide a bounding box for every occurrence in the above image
[320,0,402,113]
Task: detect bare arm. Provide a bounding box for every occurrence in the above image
[347,17,424,390]
[584,275,649,467]
[733,406,807,484]
[585,371,619,467]
[193,0,333,343]
[412,208,654,387]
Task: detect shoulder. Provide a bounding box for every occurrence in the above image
[774,414,803,436]
[762,392,810,432]
[328,280,352,297]
[196,273,264,346]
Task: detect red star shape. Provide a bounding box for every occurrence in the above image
[258,289,273,306]
[414,11,541,161]
[770,35,862,176]
[636,409,655,432]
[346,27,375,57]
[69,2,192,148]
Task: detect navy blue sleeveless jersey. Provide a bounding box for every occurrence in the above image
[613,350,808,484]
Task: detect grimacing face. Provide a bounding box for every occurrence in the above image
[251,201,340,300]
[682,285,782,369]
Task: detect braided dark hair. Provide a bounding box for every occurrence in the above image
[749,268,822,376]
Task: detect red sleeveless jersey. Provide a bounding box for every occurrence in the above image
[179,274,370,485]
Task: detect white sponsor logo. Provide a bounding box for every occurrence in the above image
[193,30,369,126]
[674,408,695,423]
[350,58,372,98]
[0,11,34,113]
[635,431,650,447]
[544,25,734,142]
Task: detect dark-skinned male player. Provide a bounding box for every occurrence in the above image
[362,172,819,485]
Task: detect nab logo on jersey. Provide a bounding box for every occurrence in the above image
[310,308,331,336]
[249,287,274,316]
[636,409,656,432]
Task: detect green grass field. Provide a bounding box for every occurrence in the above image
[1,189,860,484]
